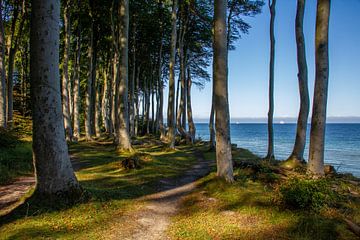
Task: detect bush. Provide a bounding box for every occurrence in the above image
[279,178,337,212]
[0,128,20,148]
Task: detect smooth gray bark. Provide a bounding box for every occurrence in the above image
[7,0,26,128]
[102,66,112,134]
[85,21,95,141]
[214,0,234,182]
[167,0,178,149]
[266,0,276,160]
[61,0,73,141]
[308,0,331,176]
[187,69,196,143]
[30,0,81,196]
[117,0,132,150]
[0,0,6,128]
[288,0,310,162]
[73,9,81,141]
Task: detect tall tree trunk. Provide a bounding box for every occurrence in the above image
[187,69,195,143]
[308,0,331,176]
[129,23,136,137]
[135,65,140,136]
[30,0,81,197]
[85,21,95,141]
[62,0,73,141]
[112,52,120,142]
[213,0,233,182]
[7,0,26,128]
[209,99,215,150]
[266,0,276,160]
[95,75,101,138]
[116,0,132,151]
[166,0,178,149]
[0,0,6,128]
[102,65,112,134]
[73,8,81,141]
[288,0,310,163]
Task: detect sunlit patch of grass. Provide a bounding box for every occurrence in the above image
[168,148,359,240]
[0,137,204,239]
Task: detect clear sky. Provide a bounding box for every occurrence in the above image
[164,0,360,121]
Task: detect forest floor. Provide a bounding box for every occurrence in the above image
[1,130,360,239]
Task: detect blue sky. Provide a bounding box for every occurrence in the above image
[163,0,360,121]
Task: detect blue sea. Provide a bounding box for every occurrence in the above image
[195,123,360,177]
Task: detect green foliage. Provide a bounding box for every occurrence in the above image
[279,178,337,212]
[0,128,20,148]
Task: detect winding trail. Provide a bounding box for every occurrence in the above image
[107,150,212,240]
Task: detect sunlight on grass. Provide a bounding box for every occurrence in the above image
[0,138,202,239]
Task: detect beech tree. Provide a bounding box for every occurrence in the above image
[30,0,81,197]
[213,0,234,182]
[308,0,331,176]
[167,0,178,149]
[0,0,5,129]
[266,0,276,160]
[287,0,309,164]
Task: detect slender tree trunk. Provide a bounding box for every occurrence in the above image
[112,52,120,142]
[7,0,26,128]
[135,65,140,136]
[117,0,132,151]
[95,76,101,138]
[288,0,310,163]
[85,21,95,141]
[73,9,81,141]
[167,0,178,148]
[102,65,112,134]
[62,0,73,141]
[214,0,234,182]
[308,0,331,176]
[187,69,195,143]
[0,0,6,128]
[129,23,136,137]
[209,99,215,149]
[266,0,276,160]
[30,0,81,197]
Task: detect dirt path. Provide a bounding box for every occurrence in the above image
[107,150,212,240]
[0,176,35,216]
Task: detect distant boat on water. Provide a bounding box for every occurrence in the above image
[280,121,285,124]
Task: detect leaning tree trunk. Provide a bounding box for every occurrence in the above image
[213,0,234,183]
[0,0,6,129]
[116,0,132,151]
[288,0,310,163]
[61,0,73,141]
[167,0,178,149]
[73,8,81,142]
[30,0,81,198]
[187,69,196,143]
[308,0,331,176]
[266,0,276,160]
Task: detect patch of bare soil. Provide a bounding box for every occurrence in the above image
[107,151,212,240]
[0,176,35,216]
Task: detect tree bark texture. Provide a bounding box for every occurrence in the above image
[30,0,81,196]
[213,0,234,182]
[308,0,331,176]
[61,0,73,141]
[167,0,178,148]
[266,0,276,160]
[0,0,6,128]
[288,0,310,162]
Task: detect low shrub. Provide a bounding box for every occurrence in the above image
[279,177,338,212]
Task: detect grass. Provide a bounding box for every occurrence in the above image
[167,147,360,240]
[0,136,204,239]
